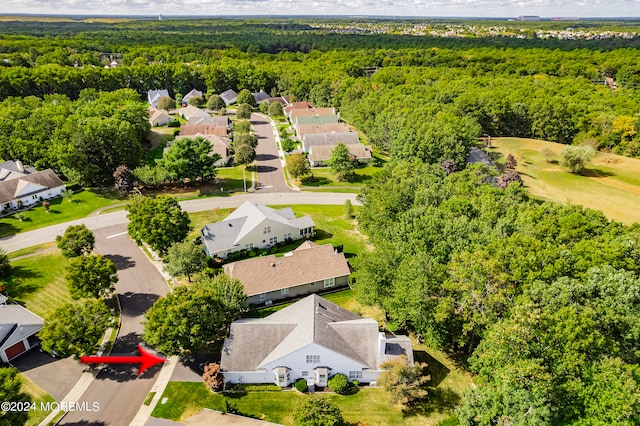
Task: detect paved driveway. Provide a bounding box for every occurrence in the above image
[60,224,170,426]
[252,114,291,193]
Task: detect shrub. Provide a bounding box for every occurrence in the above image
[281,138,297,152]
[328,373,351,395]
[167,120,180,128]
[202,363,224,392]
[352,380,359,387]
[560,145,595,174]
[295,378,308,393]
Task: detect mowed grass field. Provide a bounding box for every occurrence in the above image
[490,138,640,225]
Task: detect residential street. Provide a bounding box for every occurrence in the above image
[1,192,359,253]
[59,224,170,426]
[251,113,292,193]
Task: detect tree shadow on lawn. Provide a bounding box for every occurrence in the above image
[401,387,461,419]
[413,350,450,388]
[3,266,43,300]
[313,229,333,240]
[583,167,615,178]
[0,221,19,238]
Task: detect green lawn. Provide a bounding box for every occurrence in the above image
[19,373,55,426]
[152,383,435,425]
[491,137,640,225]
[0,190,124,238]
[298,165,383,190]
[3,250,71,318]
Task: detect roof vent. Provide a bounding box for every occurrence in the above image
[228,223,233,227]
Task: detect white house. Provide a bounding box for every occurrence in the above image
[220,89,238,106]
[149,108,173,127]
[0,304,44,363]
[221,294,413,387]
[147,89,170,108]
[0,161,65,212]
[182,88,203,106]
[200,201,314,259]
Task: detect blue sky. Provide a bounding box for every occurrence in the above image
[3,0,639,18]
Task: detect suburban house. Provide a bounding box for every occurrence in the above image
[0,161,65,212]
[0,304,44,363]
[289,108,337,122]
[284,101,314,117]
[265,95,293,106]
[220,294,414,387]
[200,201,314,259]
[301,132,360,152]
[180,124,229,137]
[147,89,170,108]
[252,90,270,104]
[149,108,172,127]
[224,241,351,305]
[308,144,372,167]
[181,105,210,121]
[182,88,203,106]
[172,134,231,167]
[292,115,340,132]
[296,123,350,140]
[220,89,239,106]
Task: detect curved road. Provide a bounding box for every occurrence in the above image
[1,192,359,254]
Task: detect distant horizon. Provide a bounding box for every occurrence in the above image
[2,0,639,20]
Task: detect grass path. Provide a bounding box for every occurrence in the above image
[490,138,640,225]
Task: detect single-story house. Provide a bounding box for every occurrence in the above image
[173,134,231,167]
[284,101,314,117]
[0,164,65,212]
[296,123,350,140]
[180,124,229,137]
[265,95,293,106]
[292,115,339,132]
[308,144,372,167]
[147,89,170,108]
[224,241,351,305]
[221,294,414,387]
[181,105,210,121]
[0,304,44,363]
[253,90,270,104]
[149,108,173,127]
[301,132,360,152]
[220,89,239,106]
[182,89,203,106]
[0,160,36,182]
[201,201,314,259]
[289,108,336,121]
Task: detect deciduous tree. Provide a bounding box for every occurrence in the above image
[327,143,355,181]
[207,94,226,111]
[202,363,224,392]
[127,195,190,255]
[56,224,95,257]
[293,396,344,426]
[378,355,431,407]
[236,89,257,107]
[0,367,32,426]
[39,299,113,359]
[236,103,252,120]
[234,143,256,166]
[560,145,595,174]
[286,153,310,178]
[113,164,135,192]
[157,96,176,111]
[187,95,205,107]
[164,240,207,282]
[66,254,118,299]
[157,137,219,183]
[0,248,11,279]
[268,101,284,117]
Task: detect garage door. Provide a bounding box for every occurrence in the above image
[5,340,26,361]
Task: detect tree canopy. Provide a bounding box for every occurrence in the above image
[56,224,95,257]
[66,254,118,299]
[157,136,219,183]
[163,240,208,282]
[0,367,31,426]
[327,143,355,181]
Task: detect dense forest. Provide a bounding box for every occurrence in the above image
[2,18,640,423]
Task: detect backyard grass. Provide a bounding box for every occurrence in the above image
[0,189,124,238]
[3,249,71,318]
[490,137,640,225]
[152,382,437,425]
[19,373,55,426]
[298,165,383,190]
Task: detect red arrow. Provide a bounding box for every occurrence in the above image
[80,345,166,375]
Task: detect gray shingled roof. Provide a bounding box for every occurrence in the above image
[201,202,314,255]
[0,169,64,204]
[148,89,170,107]
[221,294,381,372]
[220,89,238,106]
[302,132,360,152]
[253,91,270,104]
[0,161,36,182]
[182,89,203,103]
[466,147,496,167]
[0,305,44,352]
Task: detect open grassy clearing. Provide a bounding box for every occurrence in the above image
[19,373,55,426]
[0,190,124,238]
[152,382,435,425]
[3,250,71,318]
[490,137,640,225]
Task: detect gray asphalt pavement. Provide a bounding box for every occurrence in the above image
[1,192,359,253]
[59,224,170,426]
[251,113,291,193]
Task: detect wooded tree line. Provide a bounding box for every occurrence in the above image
[354,161,640,424]
[0,88,149,185]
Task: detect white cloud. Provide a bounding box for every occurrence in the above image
[5,0,640,17]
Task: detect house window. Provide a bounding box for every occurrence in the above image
[259,293,267,301]
[302,371,308,377]
[281,288,289,295]
[306,355,320,364]
[349,371,363,380]
[324,278,335,288]
[318,373,326,382]
[263,226,271,234]
[269,236,278,245]
[278,373,285,382]
[32,195,38,200]
[245,243,253,250]
[300,229,304,236]
[3,203,9,210]
[284,233,291,240]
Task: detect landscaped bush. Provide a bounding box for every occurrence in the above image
[327,373,351,394]
[168,120,180,128]
[230,383,282,392]
[295,378,308,393]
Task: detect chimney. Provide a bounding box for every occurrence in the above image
[15,160,23,172]
[378,332,386,355]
